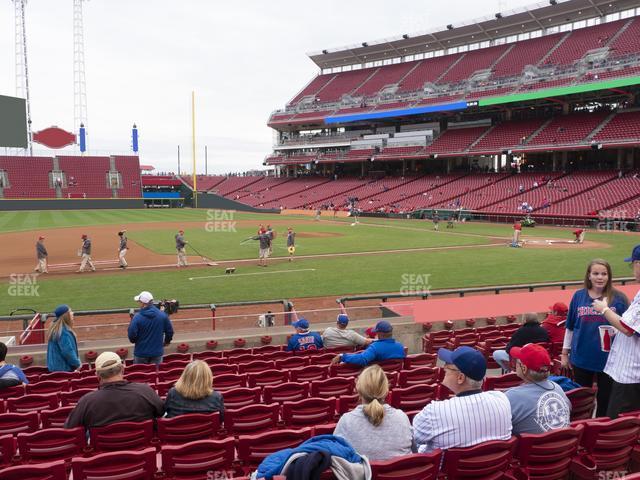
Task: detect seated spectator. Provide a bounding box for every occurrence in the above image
[331,321,405,367]
[0,342,28,389]
[285,319,324,352]
[47,304,81,373]
[505,344,571,434]
[334,365,413,460]
[541,302,568,344]
[492,312,550,371]
[64,351,164,429]
[413,346,512,453]
[322,314,371,349]
[164,360,224,419]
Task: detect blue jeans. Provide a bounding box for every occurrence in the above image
[134,355,162,365]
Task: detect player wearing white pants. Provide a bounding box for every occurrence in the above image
[118,230,128,269]
[77,235,96,273]
[175,229,188,267]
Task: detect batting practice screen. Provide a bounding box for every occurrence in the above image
[0,95,28,148]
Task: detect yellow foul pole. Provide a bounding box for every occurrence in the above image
[191,91,197,208]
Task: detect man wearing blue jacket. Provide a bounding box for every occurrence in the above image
[331,320,405,367]
[128,291,174,365]
[286,319,324,352]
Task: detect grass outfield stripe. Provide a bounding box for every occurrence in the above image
[0,211,18,231]
[189,268,317,280]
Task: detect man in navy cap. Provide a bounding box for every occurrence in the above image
[413,346,511,453]
[322,314,371,349]
[285,318,324,352]
[331,320,405,366]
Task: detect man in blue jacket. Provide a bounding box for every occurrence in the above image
[331,320,405,367]
[286,319,324,352]
[128,291,174,365]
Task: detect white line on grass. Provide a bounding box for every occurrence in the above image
[189,268,316,281]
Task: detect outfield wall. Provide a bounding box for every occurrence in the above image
[196,193,280,213]
[0,198,145,211]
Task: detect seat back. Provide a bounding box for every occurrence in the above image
[0,385,24,401]
[397,367,440,387]
[0,411,39,436]
[224,403,280,435]
[566,387,597,421]
[161,438,235,478]
[25,380,69,395]
[236,428,313,469]
[370,451,443,480]
[123,371,157,384]
[213,373,247,391]
[388,384,438,414]
[282,397,336,428]
[442,437,517,479]
[247,369,289,388]
[157,412,221,444]
[72,446,157,480]
[221,387,261,409]
[483,373,522,391]
[60,388,93,407]
[125,363,157,374]
[329,363,363,378]
[274,356,309,370]
[336,394,360,416]
[192,350,224,361]
[40,406,75,429]
[263,382,309,404]
[0,459,66,480]
[289,365,328,382]
[70,376,99,390]
[162,353,192,363]
[310,377,354,398]
[375,358,405,373]
[157,367,183,383]
[515,425,583,479]
[89,419,154,452]
[403,353,437,369]
[238,360,276,374]
[0,434,16,467]
[580,417,640,471]
[17,426,86,463]
[6,393,59,413]
[209,363,238,376]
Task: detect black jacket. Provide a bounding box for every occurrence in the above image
[506,322,550,354]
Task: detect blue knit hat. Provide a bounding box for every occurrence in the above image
[54,304,70,319]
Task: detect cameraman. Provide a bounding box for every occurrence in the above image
[128,291,174,365]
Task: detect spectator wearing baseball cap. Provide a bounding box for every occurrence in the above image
[505,344,571,434]
[413,346,511,453]
[322,314,371,349]
[285,318,324,352]
[331,320,405,367]
[541,302,569,344]
[592,244,640,418]
[492,313,550,372]
[64,351,164,429]
[46,305,81,373]
[128,291,174,365]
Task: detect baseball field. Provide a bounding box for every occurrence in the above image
[0,209,637,317]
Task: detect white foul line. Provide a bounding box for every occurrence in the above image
[189,268,316,281]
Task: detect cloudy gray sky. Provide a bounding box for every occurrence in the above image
[0,0,535,174]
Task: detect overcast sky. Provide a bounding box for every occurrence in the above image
[0,0,535,174]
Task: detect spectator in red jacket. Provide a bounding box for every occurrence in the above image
[541,302,568,344]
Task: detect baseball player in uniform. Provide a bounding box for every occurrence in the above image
[34,236,48,274]
[287,227,296,262]
[433,211,440,231]
[573,229,585,244]
[118,230,128,269]
[77,234,96,272]
[175,230,188,267]
[511,221,522,247]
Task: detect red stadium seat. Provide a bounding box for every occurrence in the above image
[213,373,247,391]
[40,406,74,429]
[60,388,93,407]
[72,447,157,480]
[161,438,236,479]
[162,353,192,363]
[310,377,355,398]
[441,437,518,479]
[209,363,239,376]
[226,354,255,364]
[313,422,337,436]
[252,345,283,355]
[483,373,522,391]
[192,350,224,361]
[275,356,309,370]
[89,419,154,452]
[17,427,86,464]
[329,363,362,378]
[221,387,262,409]
[25,380,69,395]
[566,387,597,421]
[370,451,443,480]
[336,394,360,416]
[123,371,157,384]
[289,365,328,382]
[156,412,221,444]
[259,350,291,362]
[403,353,437,369]
[158,368,183,383]
[397,367,441,388]
[125,363,157,374]
[282,397,336,428]
[0,385,25,401]
[375,358,405,373]
[70,376,99,390]
[159,360,190,371]
[236,428,313,473]
[570,417,640,479]
[512,425,583,480]
[238,360,276,374]
[155,380,175,397]
[6,393,59,413]
[312,353,340,365]
[263,382,310,404]
[37,371,79,382]
[224,403,280,436]
[0,411,39,436]
[388,384,438,419]
[0,459,66,480]
[0,434,15,467]
[247,369,289,388]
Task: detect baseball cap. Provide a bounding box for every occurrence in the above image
[624,244,640,262]
[54,304,70,319]
[510,343,551,371]
[95,351,123,372]
[549,302,568,315]
[38,235,45,240]
[81,234,87,239]
[134,291,154,303]
[178,229,184,233]
[438,346,487,381]
[373,320,393,333]
[337,314,349,325]
[292,318,309,330]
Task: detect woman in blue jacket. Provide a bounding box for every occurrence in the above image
[561,259,628,417]
[47,305,81,372]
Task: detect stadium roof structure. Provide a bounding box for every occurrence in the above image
[308,0,640,70]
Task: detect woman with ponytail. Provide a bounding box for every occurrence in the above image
[333,364,413,460]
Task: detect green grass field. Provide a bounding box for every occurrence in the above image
[0,209,637,314]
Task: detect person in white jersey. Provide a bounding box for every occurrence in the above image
[592,244,640,418]
[413,346,512,453]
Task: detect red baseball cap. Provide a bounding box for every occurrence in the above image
[549,302,568,315]
[38,236,45,240]
[81,234,87,239]
[510,344,551,371]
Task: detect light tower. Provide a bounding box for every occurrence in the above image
[14,0,33,154]
[73,0,88,150]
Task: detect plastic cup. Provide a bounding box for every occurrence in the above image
[598,325,616,352]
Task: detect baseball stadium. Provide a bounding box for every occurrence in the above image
[1,0,640,479]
